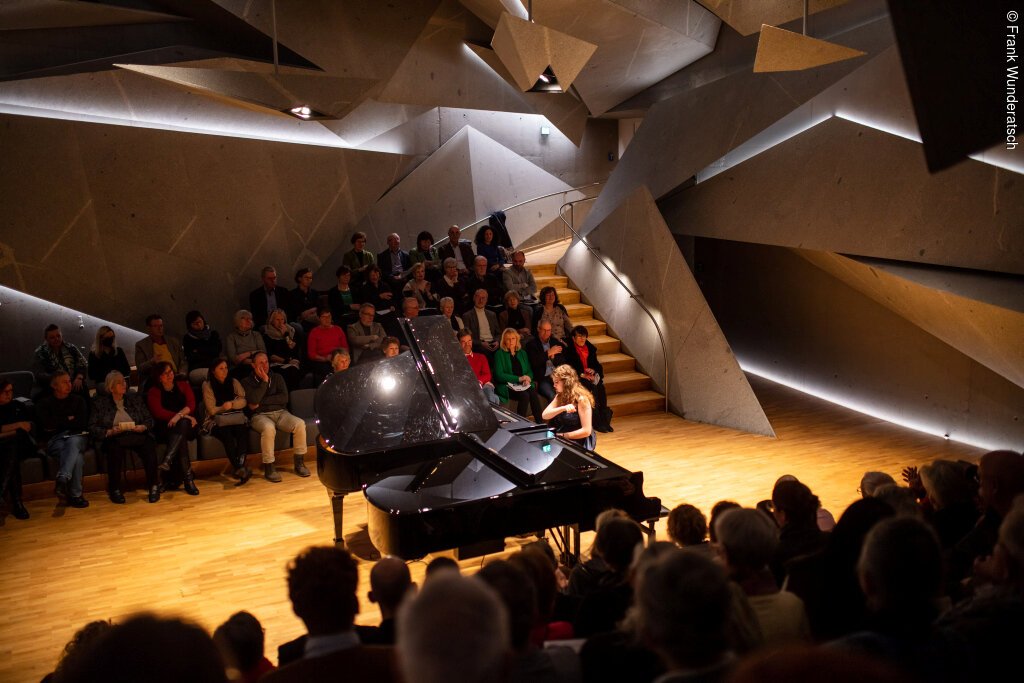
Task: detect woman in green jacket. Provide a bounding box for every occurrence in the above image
[493,328,543,422]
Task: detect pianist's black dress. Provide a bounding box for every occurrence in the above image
[551,410,595,451]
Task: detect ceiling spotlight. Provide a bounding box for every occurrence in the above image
[284,104,329,120]
[290,105,311,119]
[529,66,561,93]
[538,72,550,83]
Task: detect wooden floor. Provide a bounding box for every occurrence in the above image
[0,375,982,682]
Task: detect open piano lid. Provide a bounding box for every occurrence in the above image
[315,316,499,455]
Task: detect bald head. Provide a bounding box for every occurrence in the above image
[369,556,415,618]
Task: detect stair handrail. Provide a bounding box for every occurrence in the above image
[558,198,670,413]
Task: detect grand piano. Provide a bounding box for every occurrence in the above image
[315,316,662,560]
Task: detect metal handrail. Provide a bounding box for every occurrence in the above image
[557,198,670,413]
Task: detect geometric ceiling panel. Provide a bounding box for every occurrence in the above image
[490,12,598,92]
[0,0,188,30]
[700,0,849,36]
[753,24,865,72]
[797,250,1024,390]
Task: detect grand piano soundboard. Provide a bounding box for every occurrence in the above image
[315,316,661,560]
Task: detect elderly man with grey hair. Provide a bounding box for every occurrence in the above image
[225,309,267,380]
[378,232,412,297]
[241,352,308,482]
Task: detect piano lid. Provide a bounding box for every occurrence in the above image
[315,316,499,454]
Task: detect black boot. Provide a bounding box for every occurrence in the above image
[12,499,29,520]
[293,454,311,477]
[263,463,282,483]
[180,451,199,496]
[148,485,160,503]
[158,433,185,472]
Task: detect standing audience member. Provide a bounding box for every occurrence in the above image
[242,353,308,482]
[289,268,320,331]
[542,365,594,451]
[135,314,188,381]
[564,325,612,433]
[262,309,303,390]
[503,250,538,301]
[494,328,543,422]
[183,310,223,385]
[225,310,266,380]
[358,556,416,646]
[525,320,567,401]
[438,225,475,275]
[36,372,89,508]
[87,326,130,391]
[378,233,412,296]
[213,611,275,683]
[248,266,290,329]
[202,358,251,485]
[146,361,199,496]
[89,371,159,504]
[397,572,508,683]
[32,324,88,396]
[263,546,397,683]
[327,265,361,324]
[435,260,469,315]
[0,378,32,519]
[341,231,375,286]
[347,304,386,364]
[536,287,572,341]
[458,329,498,404]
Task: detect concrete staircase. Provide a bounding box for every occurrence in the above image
[531,263,664,417]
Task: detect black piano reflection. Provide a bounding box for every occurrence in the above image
[315,316,662,560]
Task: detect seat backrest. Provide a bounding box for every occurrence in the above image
[0,370,35,399]
[289,388,317,419]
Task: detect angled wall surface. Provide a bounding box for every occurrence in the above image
[560,186,774,436]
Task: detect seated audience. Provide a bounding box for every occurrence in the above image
[568,514,643,636]
[438,224,476,275]
[327,265,361,324]
[241,353,308,482]
[262,308,304,390]
[55,613,227,683]
[358,555,416,646]
[401,297,420,319]
[439,296,465,333]
[770,479,829,584]
[424,556,460,580]
[860,471,897,498]
[503,250,538,301]
[409,230,442,281]
[202,358,251,485]
[146,361,199,496]
[465,256,504,307]
[494,328,543,422]
[378,232,412,296]
[358,265,396,313]
[402,262,438,309]
[667,503,713,554]
[397,572,508,683]
[32,324,88,396]
[347,304,387,364]
[462,289,500,358]
[36,371,89,508]
[499,291,533,342]
[135,313,188,382]
[0,378,33,519]
[710,500,742,542]
[330,348,351,374]
[536,286,572,341]
[473,225,506,273]
[382,336,401,358]
[434,258,469,314]
[183,310,223,384]
[264,546,397,683]
[41,619,112,683]
[563,325,612,433]
[542,365,595,451]
[249,265,290,329]
[714,507,811,646]
[525,320,567,401]
[225,309,266,380]
[89,371,158,504]
[458,329,498,404]
[919,459,978,550]
[213,611,275,683]
[634,548,738,683]
[306,306,349,379]
[288,268,320,330]
[341,231,375,286]
[87,326,131,391]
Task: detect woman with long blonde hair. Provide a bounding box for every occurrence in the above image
[494,327,543,421]
[542,364,596,450]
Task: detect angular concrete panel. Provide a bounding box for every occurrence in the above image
[560,186,774,436]
[0,0,187,30]
[661,117,1024,275]
[796,250,1024,390]
[701,0,849,37]
[753,25,866,72]
[491,12,598,92]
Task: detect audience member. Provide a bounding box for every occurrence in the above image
[536,286,572,341]
[225,309,266,380]
[438,225,475,275]
[327,265,361,324]
[242,353,308,482]
[667,503,712,554]
[435,258,469,314]
[42,619,112,683]
[525,320,567,401]
[135,313,188,381]
[358,556,415,646]
[466,256,504,307]
[213,611,275,683]
[563,325,612,433]
[288,268,320,330]
[397,572,508,683]
[402,262,438,309]
[570,515,644,636]
[709,500,742,543]
[341,231,376,286]
[89,371,158,504]
[382,336,401,358]
[439,295,465,333]
[36,371,89,508]
[358,265,396,313]
[509,544,573,643]
[770,479,828,584]
[474,225,506,274]
[32,324,88,395]
[202,358,251,485]
[264,546,396,683]
[503,250,538,301]
[347,304,386,364]
[306,306,348,380]
[919,459,978,550]
[262,309,303,390]
[495,328,543,421]
[860,471,897,498]
[248,266,291,329]
[728,646,909,683]
[378,233,412,296]
[423,556,460,580]
[499,291,533,342]
[542,365,595,451]
[146,361,199,496]
[183,310,223,385]
[0,378,32,519]
[330,348,351,374]
[871,483,922,518]
[87,326,130,391]
[458,329,499,404]
[463,289,500,357]
[409,230,442,281]
[401,297,420,319]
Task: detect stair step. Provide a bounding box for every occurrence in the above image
[530,263,557,276]
[588,334,619,353]
[555,288,579,304]
[564,302,593,319]
[576,318,607,336]
[604,371,652,395]
[536,275,568,289]
[607,390,664,416]
[598,352,636,373]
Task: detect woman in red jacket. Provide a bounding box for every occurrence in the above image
[146,361,199,495]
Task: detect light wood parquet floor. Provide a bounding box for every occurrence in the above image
[0,375,982,682]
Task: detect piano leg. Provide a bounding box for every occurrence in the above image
[329,491,347,547]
